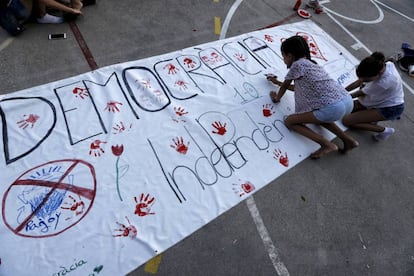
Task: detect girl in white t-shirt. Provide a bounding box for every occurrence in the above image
[343,52,404,141]
[268,35,358,159]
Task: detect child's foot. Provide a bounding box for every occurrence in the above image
[37,14,64,24]
[269,91,279,103]
[310,143,338,159]
[340,139,359,154]
[373,127,395,141]
[306,0,324,14]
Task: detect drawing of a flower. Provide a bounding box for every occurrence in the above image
[112,144,124,156]
[112,144,129,201]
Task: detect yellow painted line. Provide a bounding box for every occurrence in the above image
[144,254,163,274]
[214,0,219,2]
[214,17,221,35]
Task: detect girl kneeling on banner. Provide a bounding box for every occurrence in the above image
[267,35,358,159]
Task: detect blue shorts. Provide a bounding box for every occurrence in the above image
[313,96,353,123]
[378,103,404,120]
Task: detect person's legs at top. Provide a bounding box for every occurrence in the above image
[306,0,324,13]
[34,0,64,23]
[8,0,30,23]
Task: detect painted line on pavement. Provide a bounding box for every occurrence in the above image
[374,0,414,22]
[69,21,98,71]
[144,254,163,274]
[246,196,290,276]
[0,37,14,52]
[323,0,384,24]
[219,1,292,274]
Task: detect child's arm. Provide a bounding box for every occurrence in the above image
[350,89,365,99]
[345,79,363,92]
[270,79,293,103]
[266,74,294,91]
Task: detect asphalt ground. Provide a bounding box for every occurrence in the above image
[1,0,414,275]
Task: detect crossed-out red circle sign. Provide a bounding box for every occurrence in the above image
[2,159,96,238]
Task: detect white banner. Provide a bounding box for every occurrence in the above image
[0,20,358,275]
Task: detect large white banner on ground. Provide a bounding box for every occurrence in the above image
[0,20,358,275]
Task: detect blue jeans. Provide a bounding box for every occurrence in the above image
[0,0,30,36]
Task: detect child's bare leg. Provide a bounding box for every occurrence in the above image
[321,122,359,154]
[342,109,385,132]
[285,113,338,159]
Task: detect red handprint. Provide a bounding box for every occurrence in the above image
[89,140,106,157]
[17,114,39,129]
[174,106,188,116]
[183,57,196,68]
[134,193,155,217]
[138,78,151,88]
[262,104,274,117]
[72,87,89,99]
[104,101,123,113]
[163,63,179,74]
[234,53,246,62]
[112,121,132,134]
[212,121,227,136]
[113,216,137,238]
[170,136,189,154]
[210,52,222,63]
[174,80,188,90]
[264,34,274,42]
[61,195,85,218]
[273,148,289,167]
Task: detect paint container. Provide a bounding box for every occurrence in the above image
[408,65,414,77]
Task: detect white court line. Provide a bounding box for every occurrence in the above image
[219,0,243,40]
[246,196,290,276]
[0,37,14,52]
[324,8,414,96]
[220,1,290,274]
[323,0,384,24]
[374,0,414,22]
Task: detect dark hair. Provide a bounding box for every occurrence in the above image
[281,35,315,63]
[356,52,385,78]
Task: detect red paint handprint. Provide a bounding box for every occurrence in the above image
[212,121,227,136]
[174,106,188,117]
[72,87,89,99]
[89,140,106,157]
[104,101,123,113]
[163,63,179,74]
[183,57,196,68]
[232,181,255,197]
[112,121,132,134]
[138,78,151,88]
[134,193,155,217]
[264,34,274,42]
[175,80,188,90]
[113,216,137,238]
[170,136,189,154]
[61,195,85,219]
[210,52,222,63]
[273,148,289,167]
[17,114,39,129]
[262,104,274,117]
[234,53,246,61]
